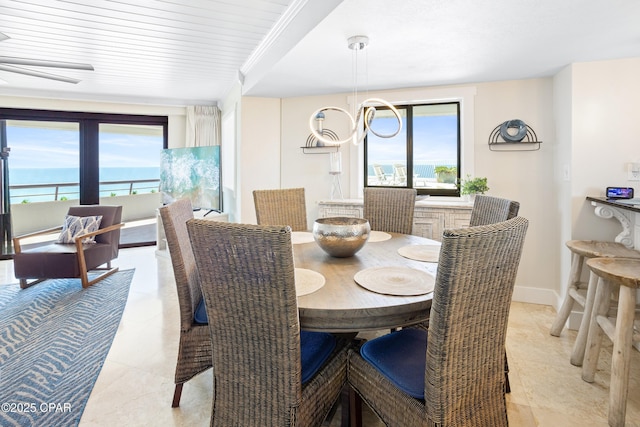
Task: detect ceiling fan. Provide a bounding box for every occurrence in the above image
[0,32,94,84]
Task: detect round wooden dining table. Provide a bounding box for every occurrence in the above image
[293,231,439,333]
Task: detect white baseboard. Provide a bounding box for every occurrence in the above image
[512,285,559,307]
[512,285,582,330]
[567,311,583,330]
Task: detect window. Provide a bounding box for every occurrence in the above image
[98,123,164,198]
[5,120,81,203]
[364,102,461,196]
[0,108,167,205]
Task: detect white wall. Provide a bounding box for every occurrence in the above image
[553,65,575,311]
[473,78,557,304]
[281,93,353,226]
[542,58,640,326]
[570,58,640,239]
[220,82,242,223]
[238,97,282,224]
[268,80,557,305]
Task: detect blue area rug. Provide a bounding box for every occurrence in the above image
[0,269,134,427]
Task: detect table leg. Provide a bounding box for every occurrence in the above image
[608,285,636,427]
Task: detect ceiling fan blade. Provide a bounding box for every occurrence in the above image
[0,64,82,84]
[0,56,94,70]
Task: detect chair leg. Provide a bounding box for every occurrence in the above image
[582,278,610,383]
[171,383,183,408]
[82,266,120,288]
[570,271,599,366]
[19,278,45,289]
[349,387,363,427]
[340,386,350,427]
[608,285,636,427]
[550,252,583,336]
[322,385,346,426]
[504,352,511,394]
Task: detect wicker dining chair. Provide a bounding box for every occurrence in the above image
[348,217,529,427]
[412,194,519,330]
[158,198,212,408]
[253,187,308,231]
[363,187,417,235]
[469,195,520,393]
[469,194,520,226]
[409,195,519,330]
[186,220,349,426]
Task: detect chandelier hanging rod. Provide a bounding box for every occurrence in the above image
[308,35,402,146]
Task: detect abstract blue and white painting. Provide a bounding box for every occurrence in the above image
[160,146,221,211]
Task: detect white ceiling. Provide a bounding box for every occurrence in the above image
[1,0,640,106]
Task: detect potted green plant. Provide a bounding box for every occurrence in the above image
[460,175,489,201]
[435,165,457,183]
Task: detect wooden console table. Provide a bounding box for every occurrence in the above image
[317,199,473,241]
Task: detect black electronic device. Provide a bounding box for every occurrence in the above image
[606,187,634,199]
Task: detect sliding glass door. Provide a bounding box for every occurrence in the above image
[0,108,167,250]
[5,120,81,203]
[98,123,163,198]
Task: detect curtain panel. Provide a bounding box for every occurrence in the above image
[185,105,221,147]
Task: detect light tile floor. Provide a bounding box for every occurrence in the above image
[2,246,639,426]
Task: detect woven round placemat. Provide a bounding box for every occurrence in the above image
[354,266,435,296]
[294,268,325,296]
[368,230,392,242]
[397,244,441,262]
[291,231,315,245]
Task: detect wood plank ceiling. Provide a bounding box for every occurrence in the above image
[2,1,640,106]
[0,0,297,104]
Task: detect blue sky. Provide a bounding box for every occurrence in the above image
[6,124,162,169]
[367,114,458,165]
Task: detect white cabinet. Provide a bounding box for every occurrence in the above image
[317,199,363,219]
[317,199,472,241]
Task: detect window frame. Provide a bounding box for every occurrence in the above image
[363,101,462,197]
[0,107,168,204]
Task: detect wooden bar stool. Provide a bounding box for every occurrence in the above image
[581,257,640,427]
[550,240,640,366]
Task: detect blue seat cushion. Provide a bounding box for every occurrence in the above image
[360,328,427,399]
[194,299,208,324]
[300,331,336,384]
[194,303,334,384]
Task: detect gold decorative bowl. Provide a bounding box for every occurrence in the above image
[312,217,371,257]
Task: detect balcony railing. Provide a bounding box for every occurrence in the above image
[9,179,160,204]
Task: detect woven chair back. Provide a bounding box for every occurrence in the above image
[425,216,528,425]
[469,195,520,227]
[187,220,303,425]
[363,187,417,234]
[159,198,201,330]
[253,187,308,231]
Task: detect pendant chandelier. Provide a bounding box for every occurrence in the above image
[308,35,402,146]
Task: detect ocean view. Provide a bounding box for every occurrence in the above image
[9,167,160,203]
